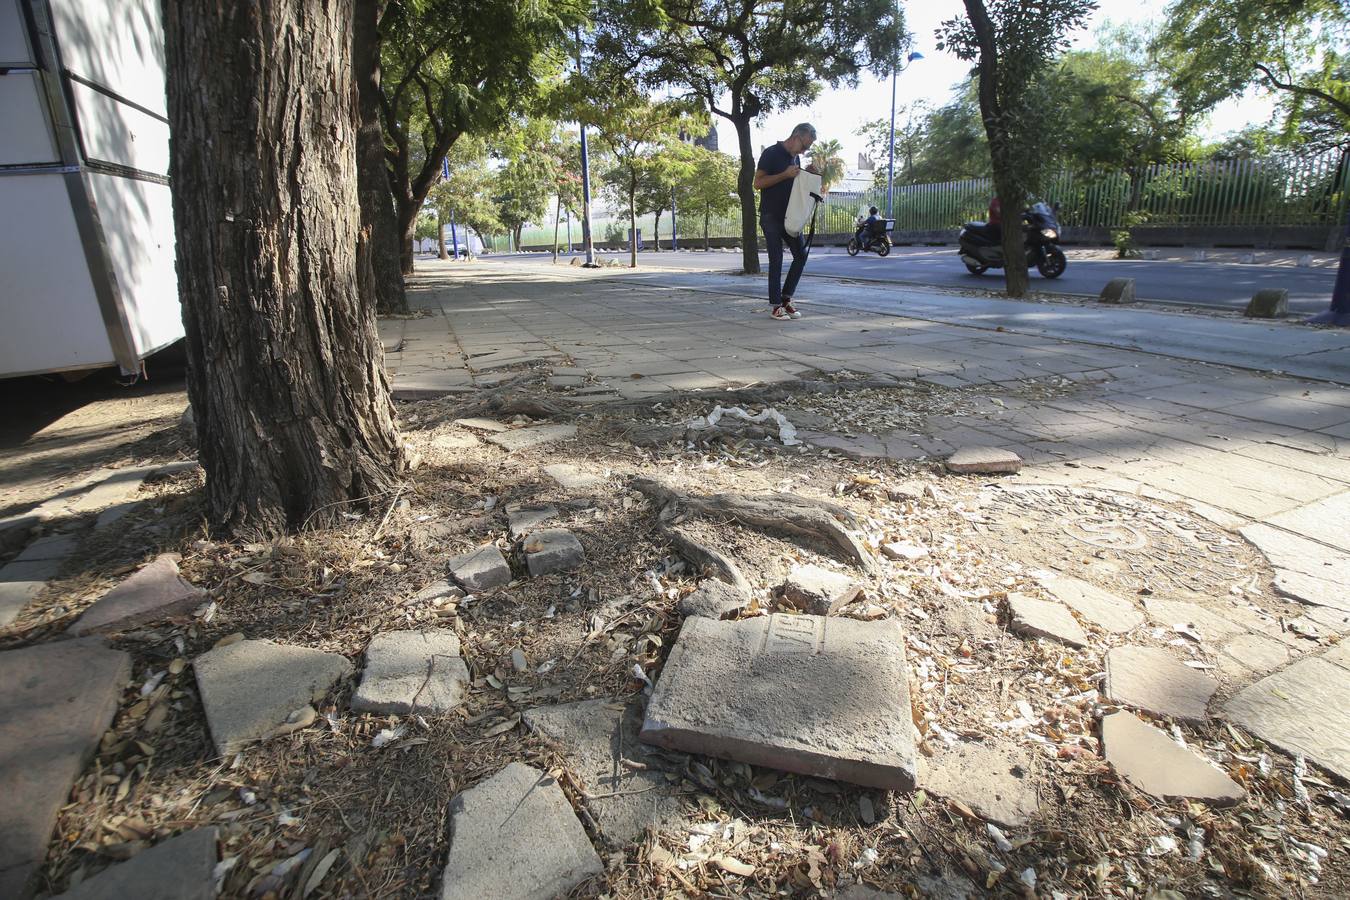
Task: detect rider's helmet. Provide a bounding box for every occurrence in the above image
[869,207,878,215]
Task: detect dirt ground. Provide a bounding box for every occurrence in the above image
[2,367,1347,899]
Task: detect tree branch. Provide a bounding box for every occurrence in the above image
[1255,63,1350,118]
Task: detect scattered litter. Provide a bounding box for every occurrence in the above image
[688,405,801,445]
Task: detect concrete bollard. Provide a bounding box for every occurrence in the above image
[1245,289,1289,318]
[1297,254,1313,267]
[1192,249,1208,262]
[1100,278,1136,304]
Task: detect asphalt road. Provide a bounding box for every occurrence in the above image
[501,246,1338,314]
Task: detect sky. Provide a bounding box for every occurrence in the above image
[737,0,1276,171]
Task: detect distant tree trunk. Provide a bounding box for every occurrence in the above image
[652,210,663,251]
[964,0,1030,297]
[437,209,448,259]
[164,0,406,536]
[731,112,760,274]
[704,205,710,251]
[629,183,638,268]
[552,196,562,262]
[352,0,406,314]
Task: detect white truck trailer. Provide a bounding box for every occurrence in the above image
[0,0,180,378]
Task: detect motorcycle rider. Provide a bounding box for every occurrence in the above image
[855,206,880,248]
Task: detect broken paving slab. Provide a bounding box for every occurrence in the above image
[453,417,510,432]
[640,614,918,791]
[69,554,207,636]
[1219,633,1295,677]
[920,741,1039,827]
[944,447,1023,475]
[1239,522,1350,611]
[1007,593,1087,648]
[1262,491,1350,553]
[352,630,469,716]
[523,699,683,845]
[1142,597,1247,643]
[1101,711,1244,805]
[193,639,352,756]
[881,541,928,562]
[486,424,578,453]
[523,529,585,577]
[0,532,79,626]
[447,544,512,592]
[1224,657,1350,780]
[432,431,480,451]
[507,506,559,540]
[0,639,131,899]
[1105,646,1218,722]
[678,580,751,620]
[440,761,602,900]
[542,463,605,491]
[53,827,218,900]
[779,564,863,616]
[1039,575,1144,634]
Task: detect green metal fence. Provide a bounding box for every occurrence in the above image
[506,148,1348,248]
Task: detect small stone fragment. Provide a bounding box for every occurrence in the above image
[440,762,602,900]
[454,418,510,432]
[1039,575,1144,634]
[641,614,917,790]
[352,631,468,716]
[944,447,1023,475]
[413,580,465,604]
[780,564,863,615]
[881,541,928,562]
[69,554,207,636]
[1006,594,1088,648]
[1105,646,1218,722]
[523,529,585,577]
[507,506,559,540]
[511,648,529,672]
[678,580,752,620]
[920,741,1040,827]
[447,544,512,592]
[194,639,353,756]
[1102,711,1244,805]
[53,828,218,900]
[543,464,604,491]
[486,424,578,453]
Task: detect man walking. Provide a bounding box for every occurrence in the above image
[753,123,817,320]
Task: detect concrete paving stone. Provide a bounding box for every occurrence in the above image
[1101,711,1244,805]
[390,373,474,399]
[507,506,559,540]
[1239,523,1350,611]
[453,417,510,432]
[542,463,605,491]
[1105,646,1218,722]
[1223,657,1350,780]
[1142,597,1248,643]
[1299,604,1350,634]
[352,630,468,716]
[431,431,480,451]
[1038,575,1144,633]
[447,544,512,592]
[802,432,889,460]
[1007,594,1088,648]
[641,614,917,790]
[0,639,131,899]
[486,424,578,453]
[881,541,929,562]
[919,741,1039,827]
[1225,397,1350,432]
[70,554,207,636]
[53,827,218,900]
[1234,443,1350,486]
[1134,461,1333,520]
[945,447,1023,475]
[412,579,465,604]
[523,699,683,845]
[0,533,79,626]
[1323,641,1350,671]
[523,528,585,577]
[678,579,752,620]
[440,761,602,900]
[780,564,864,616]
[1264,491,1350,553]
[1220,633,1296,676]
[193,639,353,756]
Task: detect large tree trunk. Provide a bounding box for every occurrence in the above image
[732,114,760,274]
[164,0,406,536]
[353,0,406,314]
[652,210,662,251]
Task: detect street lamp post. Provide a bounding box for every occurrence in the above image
[886,51,923,221]
[576,27,597,267]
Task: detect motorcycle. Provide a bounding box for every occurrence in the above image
[958,202,1067,279]
[847,216,893,257]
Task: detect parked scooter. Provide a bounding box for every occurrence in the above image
[958,202,1067,278]
[847,216,894,257]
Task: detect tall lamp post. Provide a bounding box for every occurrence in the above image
[886,51,923,221]
[575,27,597,267]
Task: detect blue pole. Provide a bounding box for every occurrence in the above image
[576,28,596,266]
[449,209,459,260]
[887,68,896,221]
[567,210,572,253]
[1309,206,1350,325]
[671,188,678,250]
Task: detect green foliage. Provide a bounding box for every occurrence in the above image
[810,139,847,192]
[414,213,439,242]
[432,138,502,251]
[857,84,991,189]
[672,146,739,245]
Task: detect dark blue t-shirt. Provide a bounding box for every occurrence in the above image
[757,143,799,222]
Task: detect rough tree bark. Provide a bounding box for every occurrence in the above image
[963,0,1030,297]
[164,0,407,536]
[353,0,407,314]
[732,112,761,275]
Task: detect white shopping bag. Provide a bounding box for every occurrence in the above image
[785,170,824,237]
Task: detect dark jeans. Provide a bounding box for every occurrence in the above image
[761,215,806,307]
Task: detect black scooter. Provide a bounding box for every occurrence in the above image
[959,202,1067,279]
[847,217,893,257]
